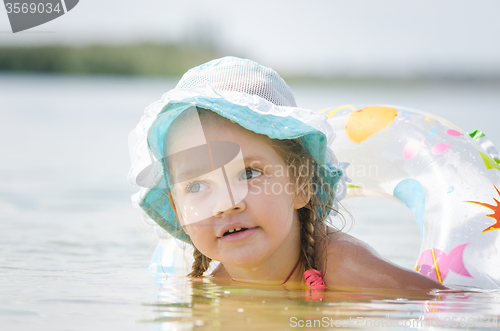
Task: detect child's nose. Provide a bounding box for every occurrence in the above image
[213,197,246,217]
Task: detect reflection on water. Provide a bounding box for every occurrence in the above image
[145,276,500,330]
[1,74,500,330]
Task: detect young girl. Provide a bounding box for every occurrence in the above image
[129,56,446,293]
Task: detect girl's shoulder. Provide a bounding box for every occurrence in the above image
[317,228,446,293]
[319,227,379,261]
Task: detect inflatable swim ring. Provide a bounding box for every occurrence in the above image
[147,104,500,289]
[327,105,500,289]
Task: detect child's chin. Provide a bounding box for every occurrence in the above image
[224,250,265,268]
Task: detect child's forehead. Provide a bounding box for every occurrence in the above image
[166,118,286,175]
[169,112,272,153]
[203,119,266,143]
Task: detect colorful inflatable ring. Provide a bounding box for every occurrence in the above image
[327,105,500,289]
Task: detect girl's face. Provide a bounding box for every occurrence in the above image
[168,114,306,269]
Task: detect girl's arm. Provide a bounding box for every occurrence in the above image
[319,232,447,293]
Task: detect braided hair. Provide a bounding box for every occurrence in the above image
[270,138,342,275]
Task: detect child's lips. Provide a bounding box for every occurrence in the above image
[217,222,254,238]
[218,227,258,242]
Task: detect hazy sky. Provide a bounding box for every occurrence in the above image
[1,0,499,76]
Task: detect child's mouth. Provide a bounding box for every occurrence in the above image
[223,227,249,236]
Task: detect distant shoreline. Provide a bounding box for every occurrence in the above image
[1,44,499,84]
[0,43,221,77]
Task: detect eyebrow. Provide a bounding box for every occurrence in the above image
[171,160,214,183]
[173,168,206,183]
[244,155,270,165]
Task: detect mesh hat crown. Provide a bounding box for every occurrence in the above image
[175,57,297,107]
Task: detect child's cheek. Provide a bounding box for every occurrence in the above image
[246,177,267,196]
[183,219,215,241]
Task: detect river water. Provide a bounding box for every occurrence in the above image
[1,74,500,330]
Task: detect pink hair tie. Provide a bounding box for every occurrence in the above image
[304,269,326,288]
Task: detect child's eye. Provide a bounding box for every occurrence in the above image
[240,168,262,181]
[186,181,209,194]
